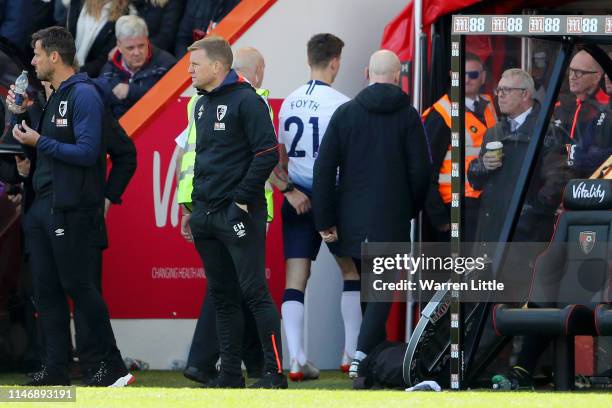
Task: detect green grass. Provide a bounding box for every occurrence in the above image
[0,371,609,408]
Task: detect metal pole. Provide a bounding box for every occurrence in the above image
[449,33,466,390]
[407,0,424,343]
[412,0,423,111]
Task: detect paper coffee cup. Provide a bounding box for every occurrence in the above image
[486,141,503,160]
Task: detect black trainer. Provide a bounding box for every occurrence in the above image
[507,365,533,389]
[85,361,135,387]
[184,366,217,385]
[249,371,288,389]
[201,374,245,388]
[246,365,264,379]
[25,365,70,386]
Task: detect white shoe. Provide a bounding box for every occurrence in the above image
[288,359,319,382]
[348,351,367,379]
[109,373,135,387]
[348,359,360,379]
[340,351,351,374]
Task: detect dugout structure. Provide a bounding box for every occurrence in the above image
[404,14,612,390]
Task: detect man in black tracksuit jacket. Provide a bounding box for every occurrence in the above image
[10,27,132,387]
[0,80,136,377]
[184,36,284,388]
[313,50,431,376]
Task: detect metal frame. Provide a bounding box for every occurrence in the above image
[449,14,612,390]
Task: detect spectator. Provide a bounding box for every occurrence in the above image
[99,14,176,118]
[468,69,553,244]
[55,0,69,25]
[606,52,612,109]
[30,1,55,37]
[0,0,30,50]
[68,0,133,77]
[174,0,239,58]
[131,0,184,54]
[312,50,431,378]
[422,53,497,243]
[480,67,612,391]
[551,50,612,177]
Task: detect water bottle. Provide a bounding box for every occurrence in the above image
[491,374,512,390]
[14,70,29,106]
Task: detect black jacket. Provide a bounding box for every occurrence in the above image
[174,0,239,57]
[312,83,432,258]
[0,0,28,50]
[192,70,278,211]
[1,75,137,211]
[550,93,612,177]
[99,45,176,118]
[26,73,106,210]
[100,109,137,204]
[132,0,185,53]
[67,0,129,77]
[468,103,569,243]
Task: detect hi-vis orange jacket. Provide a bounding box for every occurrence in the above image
[423,94,497,203]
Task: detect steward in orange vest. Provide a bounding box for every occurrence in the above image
[423,93,497,241]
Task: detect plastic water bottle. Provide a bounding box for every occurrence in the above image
[14,70,29,106]
[491,374,512,390]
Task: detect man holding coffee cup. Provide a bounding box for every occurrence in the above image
[468,68,548,243]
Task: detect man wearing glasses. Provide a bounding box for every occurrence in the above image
[552,50,612,177]
[423,53,497,243]
[467,69,549,245]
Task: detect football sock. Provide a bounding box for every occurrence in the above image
[341,280,362,359]
[281,289,307,366]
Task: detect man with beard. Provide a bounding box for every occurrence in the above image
[10,26,132,387]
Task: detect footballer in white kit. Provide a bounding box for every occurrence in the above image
[270,33,362,382]
[279,80,349,189]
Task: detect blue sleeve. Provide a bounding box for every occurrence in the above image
[36,85,102,167]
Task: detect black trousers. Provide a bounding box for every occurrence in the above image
[187,286,263,377]
[515,336,552,375]
[189,200,281,378]
[24,195,122,374]
[353,257,393,355]
[73,252,105,373]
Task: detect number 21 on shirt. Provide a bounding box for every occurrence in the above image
[284,115,320,158]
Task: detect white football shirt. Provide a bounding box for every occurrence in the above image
[278,80,349,189]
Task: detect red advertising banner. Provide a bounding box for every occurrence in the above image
[103,97,286,318]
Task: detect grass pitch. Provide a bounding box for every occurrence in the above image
[0,370,609,408]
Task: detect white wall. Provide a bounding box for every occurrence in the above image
[233,0,408,98]
[113,0,408,370]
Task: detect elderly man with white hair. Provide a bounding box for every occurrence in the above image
[312,49,431,378]
[468,68,540,240]
[99,14,176,118]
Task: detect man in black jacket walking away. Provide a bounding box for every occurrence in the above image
[312,50,431,378]
[185,36,286,389]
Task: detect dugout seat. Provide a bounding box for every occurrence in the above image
[492,179,612,391]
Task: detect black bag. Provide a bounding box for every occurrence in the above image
[354,341,408,390]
